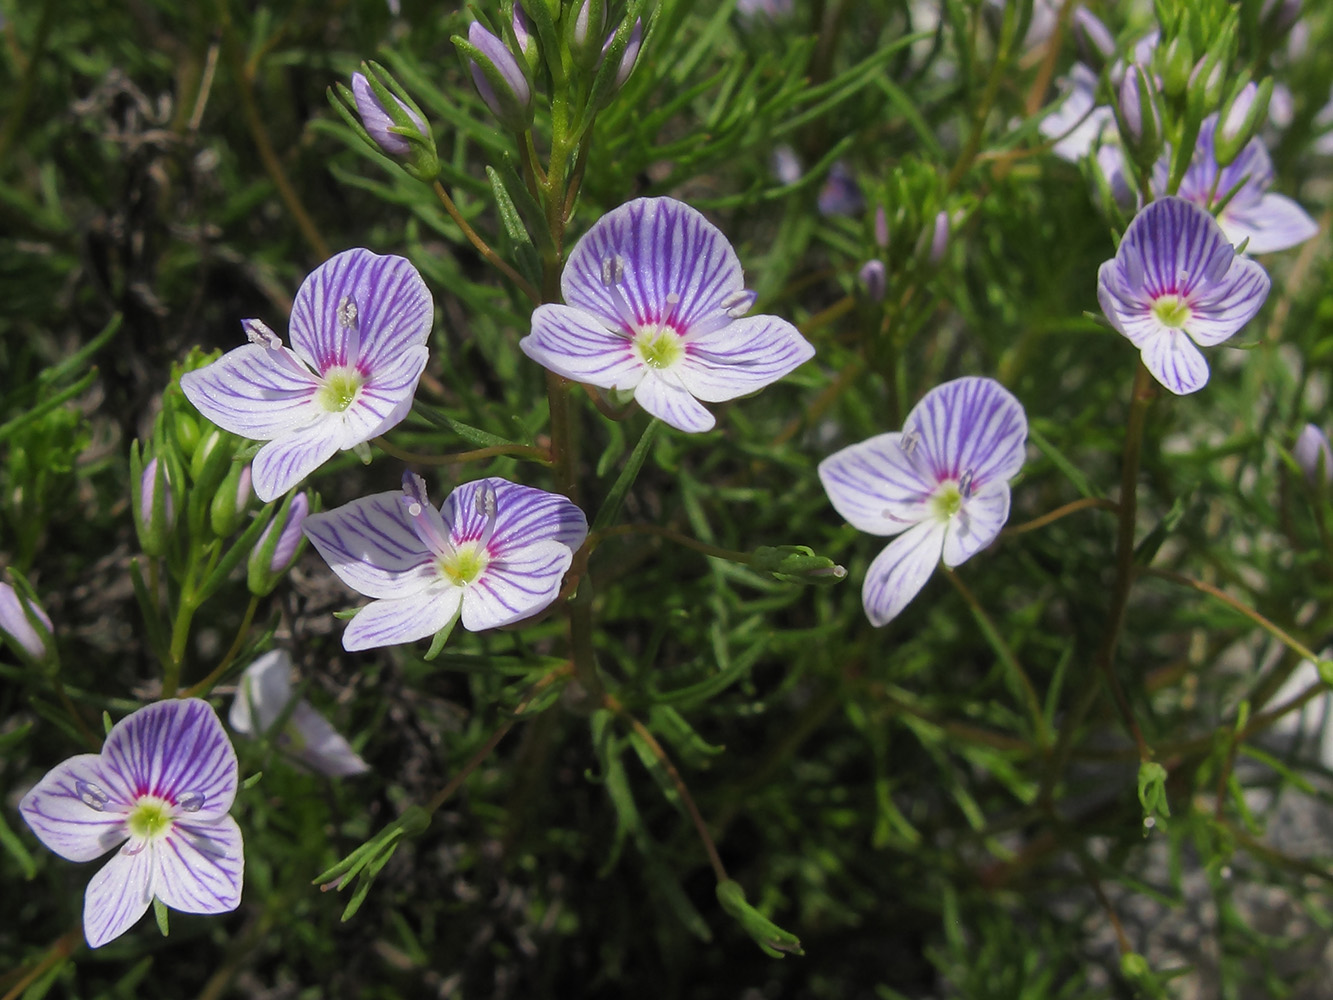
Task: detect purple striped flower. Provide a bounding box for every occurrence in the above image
[1097,197,1270,395]
[520,198,814,433]
[303,473,587,651]
[229,650,369,777]
[818,377,1027,627]
[1152,115,1318,255]
[1040,62,1114,162]
[180,249,432,502]
[19,699,243,948]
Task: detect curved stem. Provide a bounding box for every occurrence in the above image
[0,925,80,1000]
[591,523,754,565]
[373,436,550,467]
[1002,496,1119,537]
[431,180,540,303]
[180,595,261,699]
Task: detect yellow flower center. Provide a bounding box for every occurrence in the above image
[440,542,489,586]
[931,482,964,521]
[1151,295,1192,329]
[316,366,364,412]
[126,796,173,840]
[634,326,685,370]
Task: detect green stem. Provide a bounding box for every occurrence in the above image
[374,436,550,467]
[431,180,539,302]
[591,523,755,565]
[180,596,261,699]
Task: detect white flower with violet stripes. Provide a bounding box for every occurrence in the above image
[180,248,433,501]
[19,699,243,948]
[303,473,588,651]
[520,197,815,433]
[818,376,1028,627]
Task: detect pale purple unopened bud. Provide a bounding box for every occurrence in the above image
[928,210,950,264]
[873,205,889,249]
[140,458,174,529]
[0,583,51,660]
[859,260,886,302]
[351,72,428,158]
[610,17,643,89]
[261,493,309,574]
[236,465,253,510]
[466,22,533,130]
[1295,424,1333,485]
[513,2,533,58]
[1221,82,1258,145]
[770,145,802,186]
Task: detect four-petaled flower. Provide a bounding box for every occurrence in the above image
[229,650,369,777]
[181,248,433,502]
[1097,196,1270,395]
[818,377,1028,627]
[304,473,588,651]
[520,197,815,433]
[19,699,243,948]
[1153,114,1319,255]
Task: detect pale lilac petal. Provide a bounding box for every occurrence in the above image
[19,754,132,862]
[303,492,438,599]
[634,371,716,432]
[153,815,244,916]
[462,538,574,630]
[520,305,644,389]
[228,650,294,735]
[906,377,1028,488]
[675,315,815,402]
[342,589,462,651]
[862,520,947,627]
[817,432,934,536]
[251,419,343,502]
[84,847,154,948]
[285,702,370,777]
[101,699,239,821]
[1113,197,1235,301]
[339,344,430,444]
[288,249,433,374]
[1097,261,1162,348]
[560,198,746,333]
[942,481,1010,567]
[445,478,588,553]
[1040,64,1111,162]
[0,583,51,659]
[1140,327,1210,395]
[1222,193,1319,255]
[1295,424,1333,485]
[179,344,321,441]
[1188,256,1270,345]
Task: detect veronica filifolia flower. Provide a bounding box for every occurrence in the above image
[520,197,814,433]
[1097,197,1270,395]
[818,377,1028,627]
[1152,115,1318,254]
[1041,63,1114,161]
[180,249,432,502]
[229,650,369,777]
[19,699,243,947]
[303,473,588,651]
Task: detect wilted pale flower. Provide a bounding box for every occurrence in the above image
[229,650,369,777]
[304,473,588,651]
[19,699,243,948]
[180,249,433,502]
[520,197,814,433]
[1098,197,1270,395]
[1040,63,1114,161]
[1152,115,1318,255]
[0,582,51,660]
[1294,424,1333,485]
[350,71,429,158]
[818,377,1028,626]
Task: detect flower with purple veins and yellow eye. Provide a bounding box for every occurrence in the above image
[520,197,815,434]
[1097,196,1271,395]
[19,699,243,948]
[818,376,1028,627]
[303,473,588,652]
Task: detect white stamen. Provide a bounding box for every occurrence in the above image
[75,780,109,811]
[177,791,206,813]
[959,469,975,499]
[243,319,283,350]
[601,254,626,287]
[337,296,359,329]
[722,289,757,318]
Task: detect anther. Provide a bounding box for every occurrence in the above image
[177,791,206,813]
[722,289,757,318]
[959,469,975,499]
[337,296,359,330]
[601,254,626,287]
[243,319,283,350]
[75,780,109,811]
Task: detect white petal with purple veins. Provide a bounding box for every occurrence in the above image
[817,433,934,536]
[229,649,295,735]
[304,492,439,599]
[520,305,644,389]
[1222,193,1319,255]
[179,345,321,441]
[286,702,370,777]
[1140,328,1210,395]
[153,816,244,915]
[862,520,947,627]
[906,377,1028,488]
[447,479,588,553]
[560,198,746,332]
[1188,256,1270,345]
[462,538,574,630]
[942,481,1011,567]
[19,754,132,862]
[677,315,815,402]
[83,845,155,948]
[634,371,717,432]
[343,589,463,651]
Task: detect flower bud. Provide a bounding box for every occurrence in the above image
[1215,77,1273,168]
[1294,424,1333,485]
[1187,35,1231,114]
[350,71,429,159]
[751,546,847,587]
[512,2,539,73]
[918,210,950,265]
[1116,63,1163,170]
[1158,35,1194,100]
[457,22,534,132]
[1261,0,1302,36]
[0,582,52,662]
[858,260,886,302]
[567,0,606,71]
[249,493,310,596]
[873,204,889,249]
[136,455,176,558]
[1073,8,1116,71]
[210,462,253,538]
[605,16,643,90]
